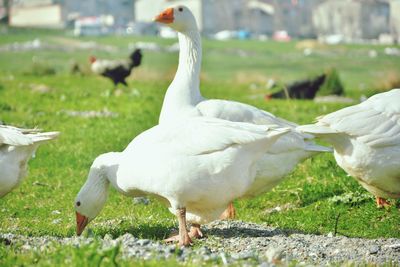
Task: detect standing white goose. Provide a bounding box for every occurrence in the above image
[154,6,331,221]
[75,116,290,246]
[0,125,59,197]
[298,89,400,207]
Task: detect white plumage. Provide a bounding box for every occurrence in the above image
[298,89,400,205]
[0,125,59,197]
[156,6,330,202]
[74,116,290,245]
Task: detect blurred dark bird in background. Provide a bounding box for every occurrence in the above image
[266,74,326,100]
[89,49,142,88]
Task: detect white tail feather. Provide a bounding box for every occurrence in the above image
[267,127,291,139]
[297,124,337,135]
[304,143,333,153]
[28,131,60,144]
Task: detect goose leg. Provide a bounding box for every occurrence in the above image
[189,223,204,239]
[177,207,192,246]
[163,208,192,246]
[376,197,390,208]
[219,202,236,220]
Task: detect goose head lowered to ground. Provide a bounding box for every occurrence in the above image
[74,152,119,236]
[74,116,290,246]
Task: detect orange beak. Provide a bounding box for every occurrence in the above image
[154,8,174,24]
[76,212,89,236]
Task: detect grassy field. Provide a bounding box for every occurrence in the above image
[0,27,399,265]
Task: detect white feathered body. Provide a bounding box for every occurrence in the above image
[196,99,330,197]
[0,126,59,197]
[298,89,400,199]
[158,28,330,202]
[109,117,289,224]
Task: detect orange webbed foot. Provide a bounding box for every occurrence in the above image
[220,202,236,220]
[376,197,391,209]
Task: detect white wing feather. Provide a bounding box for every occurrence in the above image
[126,117,289,156]
[196,99,329,153]
[312,89,400,148]
[0,125,59,147]
[0,126,34,146]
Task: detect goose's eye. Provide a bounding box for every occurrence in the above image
[76,201,81,207]
[178,7,183,12]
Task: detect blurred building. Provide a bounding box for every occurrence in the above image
[390,0,400,42]
[9,0,63,28]
[313,0,394,42]
[5,0,400,42]
[134,0,321,37]
[261,0,324,38]
[135,0,249,34]
[65,0,134,27]
[245,0,274,35]
[8,0,135,28]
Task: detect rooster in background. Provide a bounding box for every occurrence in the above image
[89,49,142,88]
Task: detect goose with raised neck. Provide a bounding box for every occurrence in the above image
[154,4,331,220]
[159,13,203,123]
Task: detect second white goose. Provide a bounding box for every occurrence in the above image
[298,89,400,208]
[154,6,331,222]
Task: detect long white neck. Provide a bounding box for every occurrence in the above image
[80,153,120,203]
[159,30,203,124]
[95,152,120,192]
[86,168,110,194]
[76,153,122,219]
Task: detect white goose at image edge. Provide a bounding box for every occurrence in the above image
[298,88,400,208]
[0,125,59,197]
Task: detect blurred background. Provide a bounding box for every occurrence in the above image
[1,0,400,43]
[0,0,400,99]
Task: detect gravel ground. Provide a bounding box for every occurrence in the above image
[1,220,399,266]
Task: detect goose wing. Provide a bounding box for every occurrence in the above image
[0,125,34,146]
[311,89,400,148]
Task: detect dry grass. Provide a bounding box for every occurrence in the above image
[374,71,400,92]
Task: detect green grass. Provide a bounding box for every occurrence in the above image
[0,28,399,265]
[0,241,201,267]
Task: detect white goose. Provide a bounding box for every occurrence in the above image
[154,6,331,220]
[298,89,400,207]
[75,116,289,246]
[0,125,59,197]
